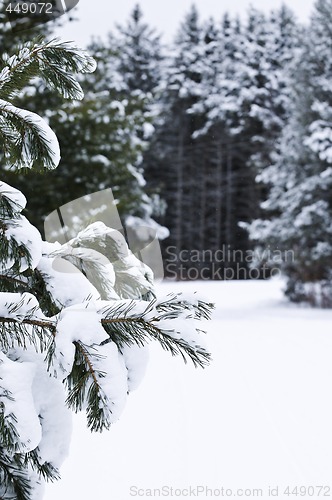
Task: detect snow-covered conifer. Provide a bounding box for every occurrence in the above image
[115,3,163,95]
[249,0,332,305]
[0,39,212,500]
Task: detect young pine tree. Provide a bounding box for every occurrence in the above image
[0,39,213,500]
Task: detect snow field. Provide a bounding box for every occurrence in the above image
[46,278,332,499]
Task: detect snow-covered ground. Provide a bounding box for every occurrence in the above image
[46,278,332,499]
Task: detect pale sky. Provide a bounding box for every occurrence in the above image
[57,0,315,47]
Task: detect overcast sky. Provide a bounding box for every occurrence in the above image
[57,0,316,46]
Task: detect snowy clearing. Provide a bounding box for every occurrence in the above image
[46,278,332,499]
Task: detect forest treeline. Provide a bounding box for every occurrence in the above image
[1,0,332,305]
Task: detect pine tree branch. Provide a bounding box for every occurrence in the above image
[0,398,22,454]
[0,44,41,98]
[0,226,34,274]
[66,342,113,432]
[0,274,29,288]
[0,98,60,170]
[0,316,55,333]
[0,451,32,500]
[24,449,60,483]
[0,316,55,354]
[0,38,96,170]
[74,341,100,389]
[0,37,96,101]
[101,314,211,368]
[0,295,212,367]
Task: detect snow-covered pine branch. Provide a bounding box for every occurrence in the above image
[0,37,96,170]
[0,181,212,500]
[0,37,96,101]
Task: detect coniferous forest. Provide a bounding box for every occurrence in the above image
[1,0,332,306]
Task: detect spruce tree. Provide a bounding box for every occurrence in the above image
[249,0,332,306]
[115,3,163,95]
[0,39,213,500]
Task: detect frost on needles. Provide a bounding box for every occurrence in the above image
[0,39,213,500]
